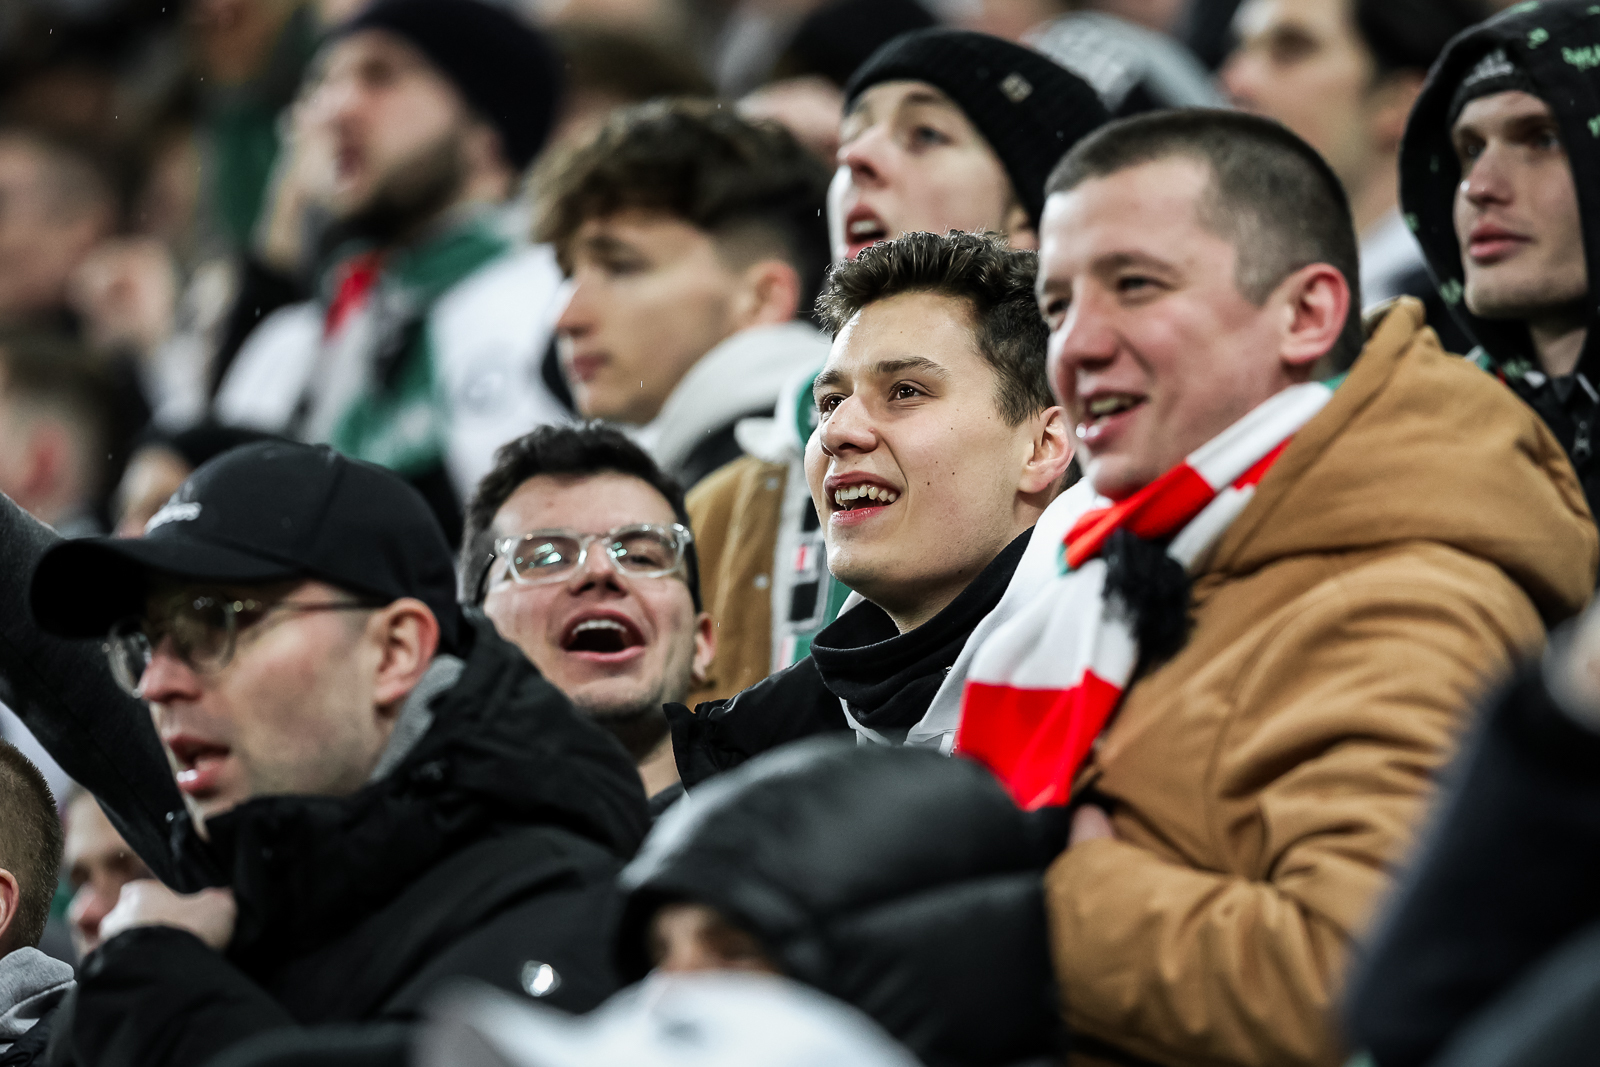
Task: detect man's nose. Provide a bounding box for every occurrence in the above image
[69,883,114,951]
[138,640,202,704]
[839,128,889,186]
[555,277,595,339]
[1461,150,1511,207]
[1217,48,1262,110]
[566,540,625,593]
[819,395,877,456]
[1046,294,1118,402]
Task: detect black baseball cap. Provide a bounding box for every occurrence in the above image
[31,441,463,650]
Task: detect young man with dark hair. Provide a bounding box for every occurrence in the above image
[215,0,570,538]
[538,98,832,490]
[1222,0,1484,321]
[687,29,1108,705]
[945,108,1596,1067]
[0,743,72,1065]
[1398,0,1600,540]
[0,442,648,1067]
[460,424,713,799]
[669,230,1072,782]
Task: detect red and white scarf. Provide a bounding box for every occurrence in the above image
[954,382,1334,809]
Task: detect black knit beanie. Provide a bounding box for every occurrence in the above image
[1446,47,1542,130]
[339,0,561,171]
[843,29,1108,227]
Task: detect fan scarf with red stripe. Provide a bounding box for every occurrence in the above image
[954,382,1335,810]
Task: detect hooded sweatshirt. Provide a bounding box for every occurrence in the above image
[0,948,73,1064]
[1400,0,1600,531]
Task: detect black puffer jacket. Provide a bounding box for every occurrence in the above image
[0,494,651,1067]
[616,739,1060,1067]
[1346,665,1600,1067]
[1399,1,1600,527]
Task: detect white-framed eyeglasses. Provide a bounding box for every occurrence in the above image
[484,523,694,595]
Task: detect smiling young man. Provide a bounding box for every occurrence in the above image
[537,99,831,492]
[214,0,569,539]
[942,109,1597,1067]
[0,442,648,1067]
[686,30,1108,705]
[1398,0,1600,535]
[669,230,1072,784]
[460,424,713,801]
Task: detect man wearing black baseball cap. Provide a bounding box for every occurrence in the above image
[0,443,648,1067]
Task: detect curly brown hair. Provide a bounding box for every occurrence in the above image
[814,230,1052,426]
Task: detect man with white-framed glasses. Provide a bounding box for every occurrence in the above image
[0,441,649,1067]
[461,423,714,805]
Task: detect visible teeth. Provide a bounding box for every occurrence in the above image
[574,619,626,634]
[1088,395,1137,417]
[849,219,884,236]
[833,485,899,508]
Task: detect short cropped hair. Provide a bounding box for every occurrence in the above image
[0,743,63,954]
[1046,109,1364,372]
[460,422,700,610]
[536,98,831,309]
[814,231,1052,425]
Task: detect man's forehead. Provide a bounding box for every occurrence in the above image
[1040,157,1212,260]
[492,471,676,535]
[1453,89,1556,135]
[847,80,966,126]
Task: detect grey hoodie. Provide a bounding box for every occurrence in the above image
[0,948,73,1054]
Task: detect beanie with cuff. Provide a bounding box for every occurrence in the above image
[843,29,1108,227]
[339,0,562,171]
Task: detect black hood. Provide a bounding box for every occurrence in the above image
[1400,0,1600,377]
[183,614,650,971]
[616,739,1060,1067]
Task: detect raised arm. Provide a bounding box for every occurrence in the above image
[0,492,196,888]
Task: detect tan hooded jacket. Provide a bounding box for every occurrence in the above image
[1048,300,1598,1067]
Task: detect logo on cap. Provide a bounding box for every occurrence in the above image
[145,501,202,534]
[1000,72,1033,103]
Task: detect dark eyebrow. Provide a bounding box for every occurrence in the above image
[813,356,950,400]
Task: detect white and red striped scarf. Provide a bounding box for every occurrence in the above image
[954,382,1334,810]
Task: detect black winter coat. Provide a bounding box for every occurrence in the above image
[1346,666,1600,1067]
[0,494,651,1067]
[616,738,1062,1067]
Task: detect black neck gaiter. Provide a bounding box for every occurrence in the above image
[810,529,1032,733]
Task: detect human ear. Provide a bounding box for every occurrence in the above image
[690,611,717,686]
[370,598,441,713]
[1001,202,1038,251]
[734,259,802,328]
[1018,405,1074,496]
[0,868,18,951]
[1275,264,1350,374]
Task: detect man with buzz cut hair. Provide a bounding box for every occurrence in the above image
[941,108,1598,1067]
[1398,0,1600,540]
[668,230,1073,783]
[538,98,832,491]
[0,441,648,1067]
[0,743,72,1066]
[459,423,714,803]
